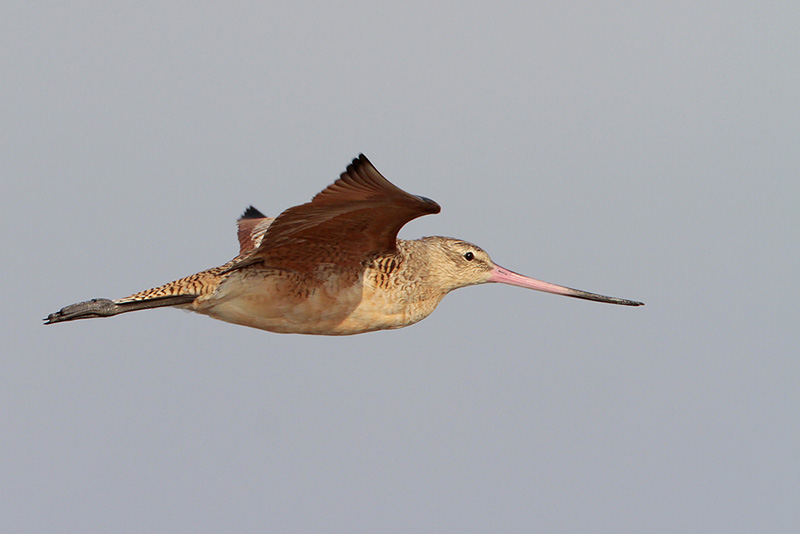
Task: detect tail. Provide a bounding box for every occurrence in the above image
[44,266,226,325]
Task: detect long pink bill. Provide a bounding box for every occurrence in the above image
[489,266,644,306]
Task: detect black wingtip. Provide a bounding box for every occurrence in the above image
[354,153,374,169]
[416,195,441,214]
[240,205,266,220]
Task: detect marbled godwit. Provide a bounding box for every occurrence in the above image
[45,155,643,334]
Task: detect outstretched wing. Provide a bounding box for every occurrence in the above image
[236,206,274,256]
[247,154,440,272]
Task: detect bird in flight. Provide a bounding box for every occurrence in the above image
[45,155,643,334]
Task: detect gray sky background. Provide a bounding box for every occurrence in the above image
[2,2,798,532]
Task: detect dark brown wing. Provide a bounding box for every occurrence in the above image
[236,206,274,256]
[248,154,440,272]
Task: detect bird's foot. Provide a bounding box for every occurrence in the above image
[44,298,119,324]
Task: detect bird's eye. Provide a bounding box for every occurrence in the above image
[464,251,474,261]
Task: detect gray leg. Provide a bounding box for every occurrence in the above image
[44,295,196,324]
[45,299,121,324]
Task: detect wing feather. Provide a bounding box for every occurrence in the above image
[248,154,440,272]
[236,208,274,256]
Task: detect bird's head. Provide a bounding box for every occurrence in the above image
[419,236,644,306]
